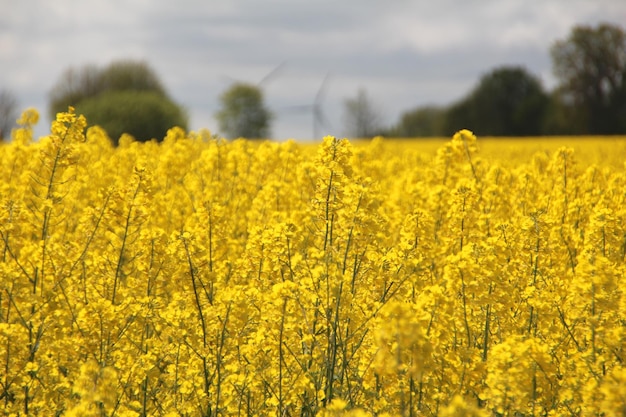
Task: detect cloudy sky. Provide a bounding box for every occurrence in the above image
[1,0,625,140]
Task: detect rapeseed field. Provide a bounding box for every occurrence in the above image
[1,108,624,416]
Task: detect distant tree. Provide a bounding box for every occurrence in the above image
[443,98,475,137]
[215,83,272,139]
[551,22,626,134]
[344,88,383,138]
[443,66,549,136]
[0,89,19,140]
[48,64,103,119]
[542,89,586,135]
[76,91,188,144]
[343,88,383,138]
[390,105,446,137]
[99,60,168,97]
[48,59,187,143]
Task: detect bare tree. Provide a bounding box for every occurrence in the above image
[0,89,19,140]
[48,64,102,119]
[343,88,383,138]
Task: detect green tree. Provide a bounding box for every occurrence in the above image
[48,59,187,143]
[0,89,19,140]
[551,22,626,134]
[343,88,383,138]
[444,99,475,137]
[443,66,548,136]
[76,91,188,144]
[390,105,446,137]
[99,60,167,96]
[542,90,586,135]
[215,83,272,139]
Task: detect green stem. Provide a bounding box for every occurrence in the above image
[112,178,142,305]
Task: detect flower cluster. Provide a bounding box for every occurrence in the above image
[0,111,625,416]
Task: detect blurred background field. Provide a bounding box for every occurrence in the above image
[346,136,626,167]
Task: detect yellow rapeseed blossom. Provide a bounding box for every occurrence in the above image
[0,109,625,415]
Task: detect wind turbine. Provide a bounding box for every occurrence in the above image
[285,73,333,139]
[220,61,286,88]
[217,62,285,138]
[257,62,286,87]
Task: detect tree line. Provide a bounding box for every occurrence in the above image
[380,22,626,137]
[217,22,626,139]
[0,22,624,142]
[0,61,189,144]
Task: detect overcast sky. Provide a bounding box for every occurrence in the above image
[2,0,625,140]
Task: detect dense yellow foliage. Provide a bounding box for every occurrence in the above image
[1,108,625,416]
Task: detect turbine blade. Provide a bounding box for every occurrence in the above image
[258,61,287,86]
